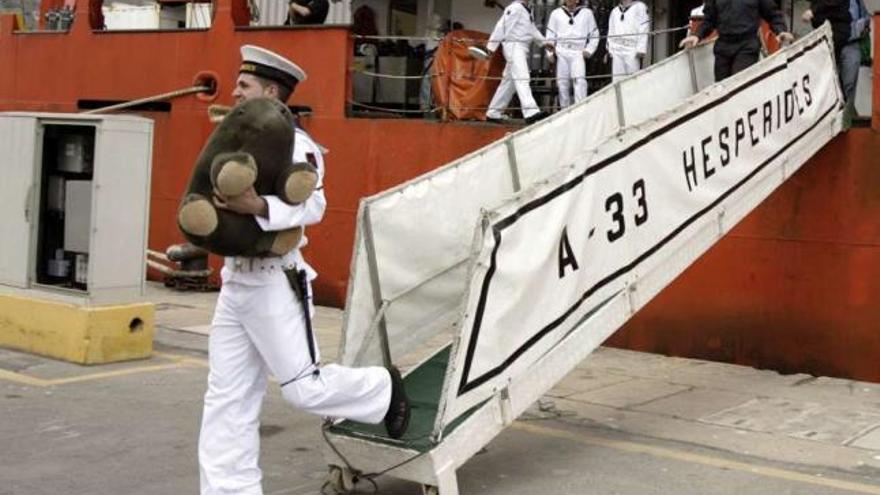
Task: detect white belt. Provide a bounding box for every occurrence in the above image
[224,256,297,273]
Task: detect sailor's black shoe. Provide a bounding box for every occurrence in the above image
[384,366,411,439]
[525,111,549,125]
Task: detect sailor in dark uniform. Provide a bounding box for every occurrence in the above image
[680,0,794,81]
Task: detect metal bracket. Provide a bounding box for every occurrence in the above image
[614,83,626,129]
[687,49,700,94]
[498,385,513,425]
[505,137,521,193]
[626,281,638,315]
[362,205,393,367]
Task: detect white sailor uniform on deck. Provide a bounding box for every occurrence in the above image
[198,46,392,495]
[486,1,546,120]
[546,6,599,108]
[607,1,650,81]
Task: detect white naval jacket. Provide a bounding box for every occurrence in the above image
[606,1,650,57]
[546,6,600,55]
[223,126,326,286]
[486,0,546,52]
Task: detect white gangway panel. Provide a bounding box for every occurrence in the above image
[324,25,843,495]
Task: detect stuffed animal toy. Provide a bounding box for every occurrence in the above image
[177,97,318,257]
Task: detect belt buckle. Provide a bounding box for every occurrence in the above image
[232,257,244,271]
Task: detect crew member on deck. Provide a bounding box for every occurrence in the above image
[606,0,651,81]
[546,0,600,108]
[484,0,555,124]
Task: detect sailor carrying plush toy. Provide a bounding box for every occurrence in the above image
[189,45,411,495]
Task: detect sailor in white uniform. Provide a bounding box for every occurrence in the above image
[546,0,599,108]
[198,45,410,495]
[606,0,651,81]
[485,0,554,123]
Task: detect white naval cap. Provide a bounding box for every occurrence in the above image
[239,45,308,91]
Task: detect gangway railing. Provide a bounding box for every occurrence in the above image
[323,24,843,495]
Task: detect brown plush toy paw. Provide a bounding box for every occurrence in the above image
[211,151,258,198]
[278,162,319,204]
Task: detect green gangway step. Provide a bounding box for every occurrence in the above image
[329,345,479,453]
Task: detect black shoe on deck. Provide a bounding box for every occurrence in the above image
[384,366,411,439]
[525,111,549,125]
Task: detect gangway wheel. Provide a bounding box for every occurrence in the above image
[325,465,357,494]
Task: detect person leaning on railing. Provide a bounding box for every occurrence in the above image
[802,0,851,62]
[285,0,329,25]
[680,0,794,82]
[804,0,871,125]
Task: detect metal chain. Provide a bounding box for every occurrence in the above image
[81,85,212,115]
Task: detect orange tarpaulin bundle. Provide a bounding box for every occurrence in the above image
[432,29,506,121]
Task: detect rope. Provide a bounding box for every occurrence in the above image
[348,100,562,115]
[81,85,213,115]
[355,69,429,80]
[352,69,643,82]
[350,24,690,82]
[348,100,441,115]
[450,104,558,112]
[352,25,689,44]
[450,71,637,81]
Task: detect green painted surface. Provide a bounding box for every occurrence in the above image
[329,345,457,453]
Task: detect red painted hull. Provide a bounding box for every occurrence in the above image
[1,4,878,382]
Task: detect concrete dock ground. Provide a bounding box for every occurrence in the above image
[2,282,880,495]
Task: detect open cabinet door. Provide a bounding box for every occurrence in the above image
[0,115,39,289]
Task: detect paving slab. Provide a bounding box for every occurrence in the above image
[566,377,691,408]
[548,396,880,473]
[851,427,880,450]
[702,398,880,445]
[547,368,634,398]
[633,388,754,420]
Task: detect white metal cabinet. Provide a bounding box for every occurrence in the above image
[0,112,154,306]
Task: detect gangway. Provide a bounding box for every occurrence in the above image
[322,24,844,495]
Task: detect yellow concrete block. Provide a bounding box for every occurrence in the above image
[0,294,154,364]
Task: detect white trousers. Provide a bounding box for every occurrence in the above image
[611,53,641,82]
[487,43,540,119]
[556,50,587,108]
[199,271,391,495]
